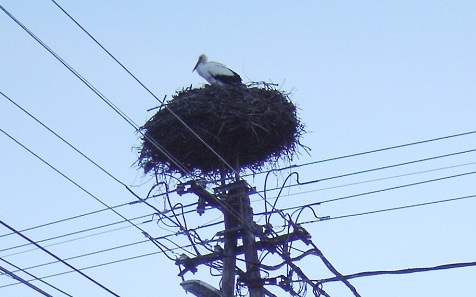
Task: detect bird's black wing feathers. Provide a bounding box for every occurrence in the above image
[213,70,242,85]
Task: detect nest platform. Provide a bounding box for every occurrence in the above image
[139,83,305,177]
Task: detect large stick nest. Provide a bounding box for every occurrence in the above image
[138,83,306,177]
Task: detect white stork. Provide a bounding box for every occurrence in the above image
[192,54,242,86]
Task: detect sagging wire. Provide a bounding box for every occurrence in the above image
[291,206,330,225]
[264,170,299,225]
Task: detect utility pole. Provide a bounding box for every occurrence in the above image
[221,186,240,297]
[177,178,334,297]
[179,179,264,297]
[217,180,263,297]
[239,185,264,297]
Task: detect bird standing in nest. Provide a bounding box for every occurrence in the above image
[193,54,242,86]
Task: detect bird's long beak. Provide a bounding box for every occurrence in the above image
[192,60,200,72]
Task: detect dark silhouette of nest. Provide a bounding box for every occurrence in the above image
[138,82,306,177]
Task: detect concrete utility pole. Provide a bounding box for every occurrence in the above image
[218,180,263,297]
[239,187,264,297]
[177,179,264,297]
[221,187,240,297]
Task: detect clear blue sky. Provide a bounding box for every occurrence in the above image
[1,1,476,297]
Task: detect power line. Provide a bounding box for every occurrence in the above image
[2,118,472,286]
[0,201,130,239]
[3,238,151,281]
[0,220,122,297]
[0,88,202,244]
[308,242,361,297]
[0,200,197,255]
[1,225,224,291]
[0,188,188,250]
[1,216,152,257]
[0,264,53,297]
[257,148,476,196]
[2,218,225,287]
[316,260,476,284]
[254,161,476,207]
[0,128,156,239]
[48,0,240,177]
[1,249,163,290]
[0,122,206,258]
[0,257,73,297]
[0,3,192,178]
[278,169,476,213]
[254,129,476,176]
[300,193,476,225]
[0,126,206,277]
[0,90,126,186]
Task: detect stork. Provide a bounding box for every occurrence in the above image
[193,54,242,86]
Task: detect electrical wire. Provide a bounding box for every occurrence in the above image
[3,123,472,294]
[315,260,476,283]
[0,213,154,253]
[0,257,73,297]
[0,197,195,248]
[1,218,150,258]
[48,0,241,177]
[5,3,183,178]
[0,264,53,297]
[2,218,225,288]
[307,242,361,297]
[256,148,476,196]
[278,169,476,213]
[0,201,131,239]
[252,160,476,212]
[0,220,122,297]
[0,127,163,241]
[0,3,192,178]
[5,238,149,276]
[245,129,476,178]
[299,193,476,225]
[0,114,208,252]
[0,233,223,291]
[0,90,128,187]
[0,86,203,237]
[0,127,201,279]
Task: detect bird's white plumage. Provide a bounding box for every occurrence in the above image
[193,54,242,86]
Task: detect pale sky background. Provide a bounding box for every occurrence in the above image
[1,1,476,297]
